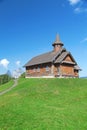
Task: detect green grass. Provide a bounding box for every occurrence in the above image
[0,78,87,130]
[0,80,14,93]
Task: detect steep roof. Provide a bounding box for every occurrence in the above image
[24,48,64,67]
[55,51,76,64]
[55,51,69,63]
[24,48,77,67]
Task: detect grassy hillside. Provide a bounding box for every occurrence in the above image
[0,78,87,130]
[0,80,14,93]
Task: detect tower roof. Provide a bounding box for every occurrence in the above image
[52,34,64,46]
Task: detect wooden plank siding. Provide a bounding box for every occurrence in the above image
[26,63,52,77]
[26,55,79,78]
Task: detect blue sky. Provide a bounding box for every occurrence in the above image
[0,0,87,77]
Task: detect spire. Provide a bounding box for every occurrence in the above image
[55,34,61,43]
[52,34,64,46]
[52,34,64,52]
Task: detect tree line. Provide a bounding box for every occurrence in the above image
[0,71,25,85]
[0,74,11,85]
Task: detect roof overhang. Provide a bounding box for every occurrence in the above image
[74,65,82,71]
[61,61,75,65]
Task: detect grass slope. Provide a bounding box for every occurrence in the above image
[0,80,14,93]
[0,78,87,130]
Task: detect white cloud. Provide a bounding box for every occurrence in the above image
[0,59,10,68]
[16,61,21,66]
[74,7,87,13]
[68,0,87,13]
[81,37,87,43]
[68,0,81,5]
[74,7,81,12]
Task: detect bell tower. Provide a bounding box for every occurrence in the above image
[52,34,64,52]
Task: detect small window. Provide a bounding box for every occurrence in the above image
[46,66,50,71]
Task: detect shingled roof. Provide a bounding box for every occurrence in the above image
[24,47,77,67]
[24,48,63,67]
[55,51,76,64]
[74,65,81,70]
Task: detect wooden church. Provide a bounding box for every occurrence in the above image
[24,35,81,78]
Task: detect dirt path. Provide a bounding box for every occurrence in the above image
[0,79,18,96]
